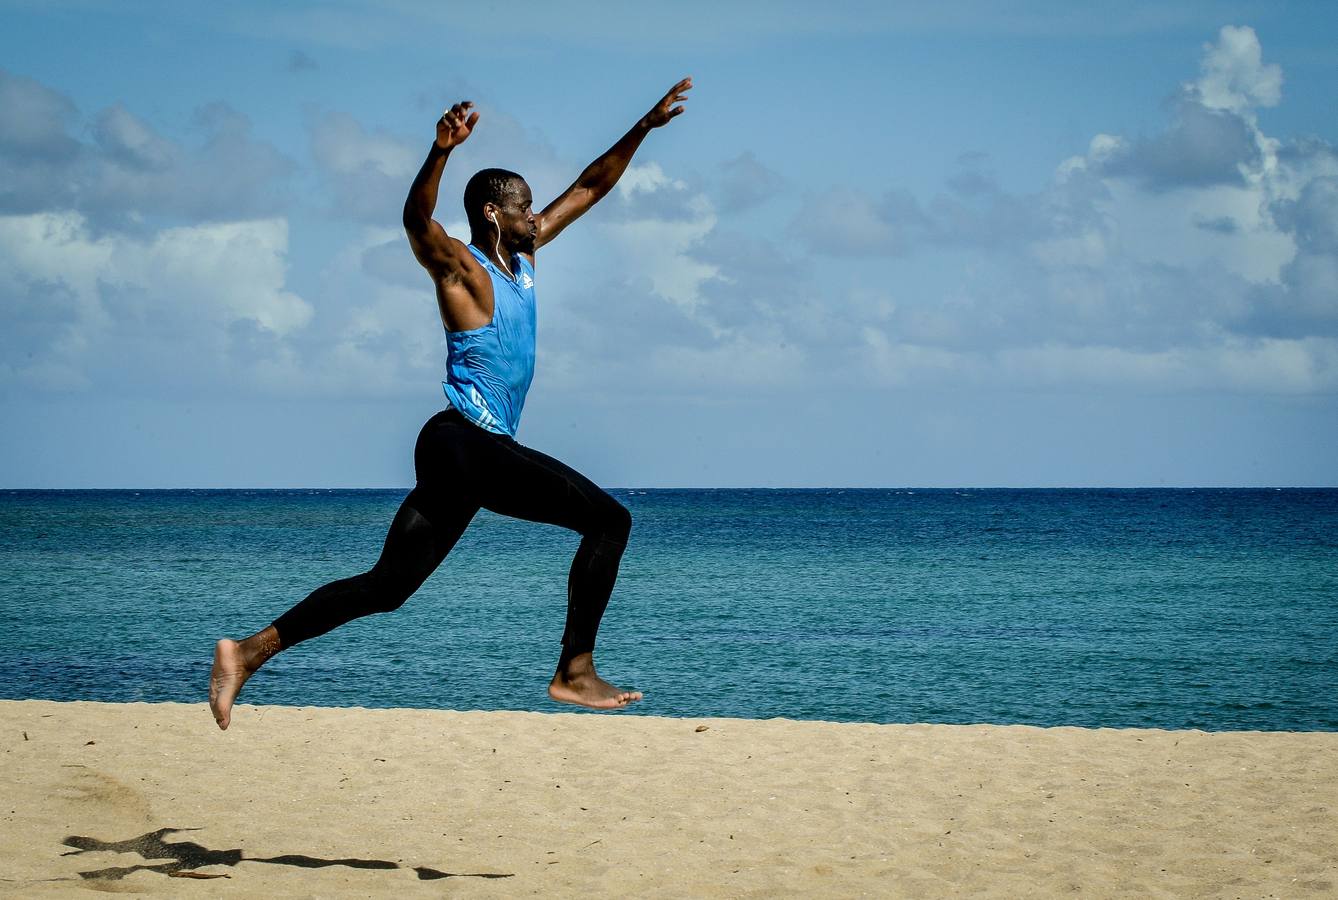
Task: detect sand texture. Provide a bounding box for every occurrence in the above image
[0,700,1335,897]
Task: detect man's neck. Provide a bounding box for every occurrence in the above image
[469,232,513,270]
[470,233,518,281]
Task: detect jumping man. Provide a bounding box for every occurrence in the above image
[209,77,693,730]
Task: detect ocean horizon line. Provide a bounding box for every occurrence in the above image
[5,485,1337,492]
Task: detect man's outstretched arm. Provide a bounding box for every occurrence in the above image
[403,100,478,276]
[533,77,692,252]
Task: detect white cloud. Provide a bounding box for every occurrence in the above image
[561,25,1338,401]
[1193,25,1283,115]
[776,26,1337,395]
[600,216,717,315]
[717,152,785,214]
[311,112,420,179]
[1094,178,1293,283]
[1006,338,1338,393]
[307,101,567,227]
[309,226,445,393]
[308,112,421,223]
[1029,231,1108,269]
[92,104,176,171]
[4,26,1332,415]
[0,212,311,392]
[789,189,923,257]
[0,68,79,159]
[594,163,718,315]
[615,161,684,199]
[0,71,294,224]
[0,210,448,400]
[849,334,1338,395]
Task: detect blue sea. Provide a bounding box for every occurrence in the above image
[2,488,1335,731]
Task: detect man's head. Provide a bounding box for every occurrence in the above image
[464,168,536,254]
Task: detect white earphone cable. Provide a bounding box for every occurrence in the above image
[491,215,514,281]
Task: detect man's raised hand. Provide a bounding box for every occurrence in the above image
[436,101,478,150]
[640,77,692,129]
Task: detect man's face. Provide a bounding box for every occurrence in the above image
[490,180,537,254]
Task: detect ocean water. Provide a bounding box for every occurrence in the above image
[1,488,1335,731]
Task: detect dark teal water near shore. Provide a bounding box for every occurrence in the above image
[2,488,1335,730]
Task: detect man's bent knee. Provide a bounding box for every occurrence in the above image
[597,498,632,546]
[361,568,417,614]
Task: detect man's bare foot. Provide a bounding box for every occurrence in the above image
[548,652,642,710]
[209,639,251,730]
[208,627,280,731]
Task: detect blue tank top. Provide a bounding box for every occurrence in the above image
[441,245,537,436]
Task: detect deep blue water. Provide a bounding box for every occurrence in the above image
[1,488,1335,730]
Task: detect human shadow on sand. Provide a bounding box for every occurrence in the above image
[61,827,514,881]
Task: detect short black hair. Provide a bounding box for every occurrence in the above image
[463,168,525,231]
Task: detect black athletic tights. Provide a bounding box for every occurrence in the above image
[271,409,631,656]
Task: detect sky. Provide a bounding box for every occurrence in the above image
[1,0,1336,488]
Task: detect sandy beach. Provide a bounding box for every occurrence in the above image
[0,700,1334,897]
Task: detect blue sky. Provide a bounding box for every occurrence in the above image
[2,1,1336,487]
